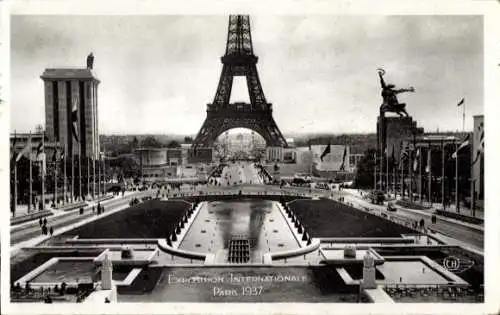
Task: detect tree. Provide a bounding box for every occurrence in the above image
[167,140,181,148]
[142,136,162,148]
[132,136,139,149]
[184,136,193,143]
[108,155,140,180]
[353,148,376,189]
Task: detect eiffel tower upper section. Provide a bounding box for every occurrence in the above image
[192,15,287,148]
[210,15,270,111]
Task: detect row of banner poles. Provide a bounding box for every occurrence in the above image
[11,133,107,216]
[374,136,467,213]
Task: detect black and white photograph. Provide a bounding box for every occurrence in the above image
[2,1,500,314]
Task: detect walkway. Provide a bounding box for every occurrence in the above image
[340,189,483,250]
[10,190,153,252]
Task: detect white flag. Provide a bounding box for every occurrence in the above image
[452,135,469,159]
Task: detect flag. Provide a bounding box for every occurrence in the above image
[391,144,396,167]
[339,147,347,171]
[457,98,465,107]
[400,145,409,162]
[40,152,47,176]
[36,141,45,160]
[15,136,32,162]
[472,122,484,165]
[52,149,58,162]
[399,143,408,170]
[413,147,420,172]
[320,143,331,162]
[472,150,481,165]
[451,135,469,159]
[71,95,79,143]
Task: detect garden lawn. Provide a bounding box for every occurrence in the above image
[62,200,190,239]
[289,199,414,238]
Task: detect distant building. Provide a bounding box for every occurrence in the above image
[349,153,364,172]
[266,146,283,162]
[187,147,214,164]
[41,67,100,159]
[10,132,52,157]
[309,144,350,172]
[135,148,175,181]
[378,116,424,161]
[135,146,212,181]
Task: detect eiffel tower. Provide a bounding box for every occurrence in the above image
[192,15,287,148]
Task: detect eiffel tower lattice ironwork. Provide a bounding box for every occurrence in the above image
[192,15,287,148]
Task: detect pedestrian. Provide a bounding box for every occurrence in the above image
[42,225,47,235]
[80,207,84,215]
[39,218,43,226]
[43,218,47,226]
[49,226,53,236]
[92,206,95,214]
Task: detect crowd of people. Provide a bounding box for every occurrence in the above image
[38,217,53,236]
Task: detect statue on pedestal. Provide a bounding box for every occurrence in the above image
[362,251,376,289]
[378,68,415,117]
[101,253,113,290]
[87,52,94,70]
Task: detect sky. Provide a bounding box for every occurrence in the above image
[10,15,483,136]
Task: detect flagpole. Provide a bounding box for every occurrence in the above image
[462,101,465,132]
[98,152,101,196]
[13,130,18,216]
[427,144,432,206]
[93,156,96,198]
[78,141,82,201]
[385,146,389,194]
[373,152,377,190]
[408,147,412,202]
[14,158,18,215]
[54,148,58,207]
[41,133,45,210]
[441,140,445,210]
[102,150,106,195]
[392,159,396,198]
[400,152,404,199]
[455,140,460,213]
[63,139,67,205]
[87,156,90,198]
[419,145,422,204]
[29,131,32,213]
[71,139,75,202]
[62,139,68,205]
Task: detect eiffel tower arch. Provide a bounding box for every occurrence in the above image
[192,15,287,149]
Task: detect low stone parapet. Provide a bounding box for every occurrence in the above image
[270,239,321,260]
[11,210,54,226]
